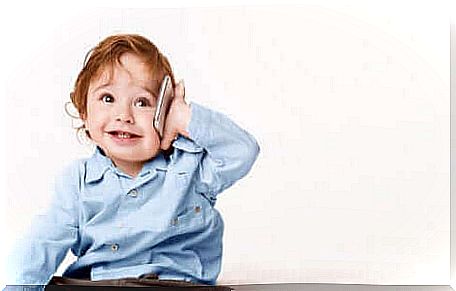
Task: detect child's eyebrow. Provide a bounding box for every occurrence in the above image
[141,86,157,98]
[89,83,158,98]
[89,82,111,94]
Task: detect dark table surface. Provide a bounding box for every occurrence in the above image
[11,283,455,291]
[227,284,453,291]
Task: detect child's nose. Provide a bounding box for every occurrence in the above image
[114,104,134,124]
[115,113,134,123]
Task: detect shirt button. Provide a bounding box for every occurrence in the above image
[129,189,138,197]
[111,244,119,252]
[194,206,201,213]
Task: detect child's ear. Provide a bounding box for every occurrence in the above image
[83,121,92,139]
[80,110,87,121]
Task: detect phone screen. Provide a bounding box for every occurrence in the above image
[154,75,174,138]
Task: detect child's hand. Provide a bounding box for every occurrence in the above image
[160,80,191,150]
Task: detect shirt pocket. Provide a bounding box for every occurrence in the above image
[169,205,204,230]
[175,171,191,186]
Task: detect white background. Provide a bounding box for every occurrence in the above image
[0,0,453,286]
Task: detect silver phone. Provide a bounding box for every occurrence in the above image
[154,75,174,138]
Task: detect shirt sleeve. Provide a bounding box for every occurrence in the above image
[5,161,81,288]
[187,102,260,203]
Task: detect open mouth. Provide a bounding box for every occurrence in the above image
[108,131,141,139]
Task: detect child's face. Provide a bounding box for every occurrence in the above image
[84,53,162,173]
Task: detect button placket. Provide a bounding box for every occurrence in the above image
[128,189,138,198]
[111,244,119,252]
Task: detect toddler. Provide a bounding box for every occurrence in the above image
[6,34,259,290]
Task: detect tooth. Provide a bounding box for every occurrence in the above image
[117,132,130,139]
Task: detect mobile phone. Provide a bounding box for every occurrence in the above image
[154,75,174,138]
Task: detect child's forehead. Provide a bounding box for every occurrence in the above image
[90,61,162,93]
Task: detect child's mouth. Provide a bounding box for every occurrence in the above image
[108,131,141,143]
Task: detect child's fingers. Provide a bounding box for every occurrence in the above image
[160,129,176,150]
[160,132,171,150]
[160,137,171,150]
[160,80,187,151]
[174,80,185,101]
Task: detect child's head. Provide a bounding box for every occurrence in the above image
[70,34,175,174]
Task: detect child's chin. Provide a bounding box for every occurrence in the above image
[111,147,161,162]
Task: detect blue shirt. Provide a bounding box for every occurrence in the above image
[6,102,260,288]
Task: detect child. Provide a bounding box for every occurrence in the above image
[6,34,259,290]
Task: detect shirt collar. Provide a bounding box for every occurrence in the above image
[85,146,169,183]
[137,150,168,177]
[85,146,113,183]
[172,136,203,153]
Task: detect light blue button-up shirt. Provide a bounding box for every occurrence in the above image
[6,102,260,289]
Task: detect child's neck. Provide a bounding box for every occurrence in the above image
[113,160,144,178]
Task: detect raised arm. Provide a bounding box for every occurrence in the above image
[186,102,260,203]
[160,81,260,204]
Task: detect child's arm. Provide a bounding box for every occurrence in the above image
[6,162,80,289]
[162,81,260,203]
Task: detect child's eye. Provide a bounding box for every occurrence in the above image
[101,94,114,104]
[134,97,152,108]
